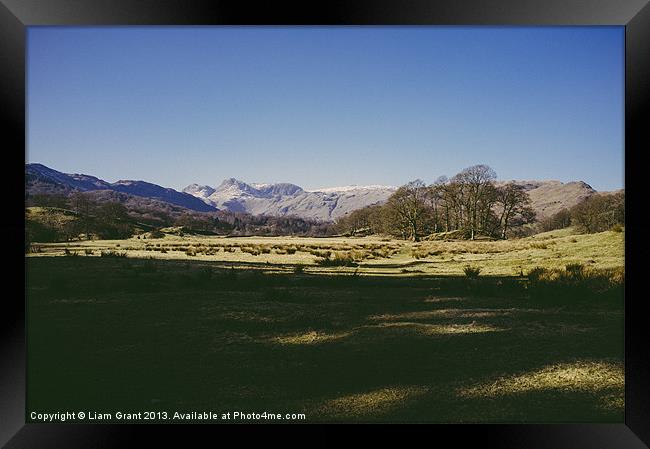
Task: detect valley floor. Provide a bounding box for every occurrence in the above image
[27,227,624,276]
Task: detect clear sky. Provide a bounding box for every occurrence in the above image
[27,26,624,191]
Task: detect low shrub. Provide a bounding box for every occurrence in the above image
[463,265,481,278]
[310,249,332,259]
[526,265,624,303]
[527,266,549,282]
[316,252,358,267]
[565,263,585,279]
[100,250,127,258]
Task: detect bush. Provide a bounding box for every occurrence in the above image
[527,266,548,282]
[565,263,585,279]
[316,252,358,267]
[463,265,481,278]
[526,265,623,303]
[63,248,79,257]
[84,249,94,255]
[100,250,127,258]
[611,224,623,232]
[310,249,332,259]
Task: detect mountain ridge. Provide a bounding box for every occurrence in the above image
[26,163,611,221]
[26,163,216,213]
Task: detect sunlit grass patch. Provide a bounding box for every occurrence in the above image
[364,321,504,335]
[368,309,510,321]
[271,330,353,345]
[458,360,623,400]
[315,386,429,418]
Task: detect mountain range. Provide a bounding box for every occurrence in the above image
[26,163,609,221]
[183,179,397,220]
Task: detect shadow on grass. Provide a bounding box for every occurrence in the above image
[26,256,623,422]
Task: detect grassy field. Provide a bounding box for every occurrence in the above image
[26,228,624,423]
[27,226,624,276]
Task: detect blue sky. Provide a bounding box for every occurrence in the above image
[27,27,624,191]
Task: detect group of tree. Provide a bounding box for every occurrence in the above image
[540,191,624,234]
[26,192,134,243]
[336,165,535,241]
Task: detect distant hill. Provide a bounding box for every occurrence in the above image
[495,180,600,219]
[26,163,216,212]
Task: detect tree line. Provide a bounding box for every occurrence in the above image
[336,165,535,241]
[337,164,625,240]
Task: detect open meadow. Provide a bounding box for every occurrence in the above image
[26,228,624,422]
[27,226,624,276]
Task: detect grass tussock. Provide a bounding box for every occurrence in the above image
[316,252,358,267]
[100,250,127,258]
[272,330,352,345]
[526,264,623,302]
[463,265,481,278]
[63,248,78,257]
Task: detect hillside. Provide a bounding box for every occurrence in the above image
[497,180,598,219]
[26,163,216,212]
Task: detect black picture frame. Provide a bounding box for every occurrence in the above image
[1,0,648,446]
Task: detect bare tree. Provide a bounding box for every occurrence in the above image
[427,176,448,233]
[454,165,497,239]
[495,183,535,239]
[385,179,430,241]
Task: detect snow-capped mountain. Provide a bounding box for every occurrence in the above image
[183,179,398,221]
